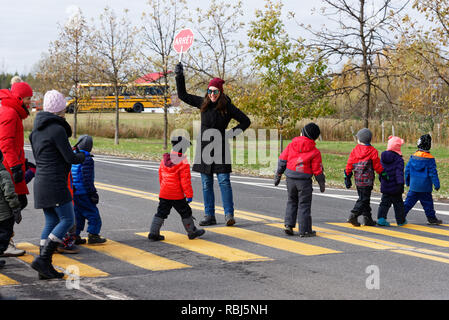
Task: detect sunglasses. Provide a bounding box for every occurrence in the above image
[207,89,220,95]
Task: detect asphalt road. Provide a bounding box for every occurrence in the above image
[1,147,449,304]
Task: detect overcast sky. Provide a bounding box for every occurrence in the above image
[0,0,418,75]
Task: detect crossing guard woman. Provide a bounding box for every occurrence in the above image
[175,62,251,226]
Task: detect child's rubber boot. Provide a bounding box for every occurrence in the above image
[182,216,205,240]
[363,215,377,226]
[284,225,294,236]
[148,216,165,241]
[397,219,408,226]
[347,213,361,227]
[377,217,390,226]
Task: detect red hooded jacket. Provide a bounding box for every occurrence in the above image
[159,151,193,200]
[278,136,323,178]
[345,144,383,187]
[0,89,29,195]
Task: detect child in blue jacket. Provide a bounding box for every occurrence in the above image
[72,135,107,244]
[404,134,442,225]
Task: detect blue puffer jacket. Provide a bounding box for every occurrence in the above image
[380,150,404,194]
[71,150,96,195]
[405,151,440,193]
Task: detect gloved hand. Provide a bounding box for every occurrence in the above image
[12,208,22,224]
[10,164,24,183]
[274,173,282,186]
[75,150,86,163]
[25,160,36,184]
[380,171,389,181]
[175,62,184,76]
[89,192,99,205]
[435,186,440,191]
[186,198,193,203]
[315,173,325,193]
[344,170,352,189]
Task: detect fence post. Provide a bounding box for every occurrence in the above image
[392,124,395,137]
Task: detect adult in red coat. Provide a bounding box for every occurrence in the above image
[0,81,33,257]
[0,82,33,205]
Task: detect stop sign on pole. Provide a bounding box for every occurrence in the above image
[174,28,194,62]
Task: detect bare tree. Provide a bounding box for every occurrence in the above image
[184,0,247,88]
[139,0,187,150]
[299,0,409,127]
[88,7,137,145]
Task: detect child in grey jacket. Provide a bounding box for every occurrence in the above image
[0,150,22,268]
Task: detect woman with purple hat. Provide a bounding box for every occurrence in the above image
[175,62,251,226]
[29,90,86,280]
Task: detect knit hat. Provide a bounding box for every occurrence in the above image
[387,136,404,155]
[356,128,372,145]
[11,82,33,99]
[301,122,321,140]
[417,134,431,151]
[171,136,191,154]
[76,134,93,153]
[208,78,225,94]
[43,90,66,113]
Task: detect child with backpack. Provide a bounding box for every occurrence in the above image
[376,136,407,226]
[148,136,205,241]
[344,128,386,226]
[404,134,443,225]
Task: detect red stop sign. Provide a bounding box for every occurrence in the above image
[173,29,194,53]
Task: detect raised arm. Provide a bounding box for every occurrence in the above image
[175,63,204,108]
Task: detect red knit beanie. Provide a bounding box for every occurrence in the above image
[11,82,33,99]
[208,78,225,94]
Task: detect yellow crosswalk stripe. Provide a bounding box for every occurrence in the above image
[208,227,341,256]
[0,273,19,286]
[16,243,109,278]
[136,232,271,262]
[81,239,190,271]
[391,223,449,237]
[266,223,400,250]
[328,223,449,248]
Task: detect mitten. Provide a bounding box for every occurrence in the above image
[315,173,326,193]
[344,170,352,189]
[12,208,22,224]
[186,198,193,203]
[175,62,184,76]
[380,171,389,181]
[274,173,282,186]
[10,164,24,183]
[90,192,99,205]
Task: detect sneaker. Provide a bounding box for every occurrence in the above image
[57,243,80,254]
[377,218,390,227]
[284,225,294,236]
[148,233,165,241]
[0,260,5,269]
[299,231,317,238]
[74,235,86,245]
[199,216,217,226]
[427,217,443,225]
[0,239,25,257]
[225,215,235,226]
[397,219,408,226]
[88,234,107,244]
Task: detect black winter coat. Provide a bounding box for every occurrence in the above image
[176,73,251,174]
[29,112,85,209]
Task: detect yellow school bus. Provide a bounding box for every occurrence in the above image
[66,82,171,113]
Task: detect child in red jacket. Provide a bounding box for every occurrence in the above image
[274,123,325,237]
[148,136,205,241]
[344,128,385,226]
